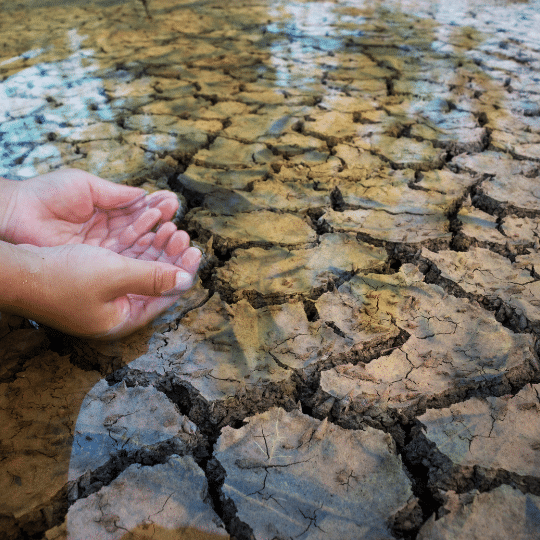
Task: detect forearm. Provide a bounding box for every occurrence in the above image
[0,177,20,243]
[0,240,43,316]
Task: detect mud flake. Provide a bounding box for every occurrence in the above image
[215,233,387,302]
[75,140,153,184]
[501,215,540,248]
[193,137,275,169]
[178,164,269,194]
[203,179,330,214]
[476,174,540,216]
[457,204,507,247]
[57,456,228,539]
[139,97,207,117]
[332,142,386,173]
[320,265,536,417]
[123,130,208,160]
[322,207,451,245]
[418,383,540,479]
[188,209,317,250]
[215,407,412,540]
[415,169,478,198]
[418,486,540,540]
[69,381,195,482]
[223,112,299,143]
[339,168,459,215]
[0,350,102,528]
[422,247,540,330]
[450,151,539,178]
[370,135,447,171]
[303,111,358,143]
[128,293,350,401]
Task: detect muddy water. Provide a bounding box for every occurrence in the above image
[1,0,540,539]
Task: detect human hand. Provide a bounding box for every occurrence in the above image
[9,231,201,339]
[0,168,180,253]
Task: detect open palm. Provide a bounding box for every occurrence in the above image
[1,169,181,254]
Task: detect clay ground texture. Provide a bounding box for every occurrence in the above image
[1,0,540,538]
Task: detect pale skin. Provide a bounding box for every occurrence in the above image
[0,168,202,340]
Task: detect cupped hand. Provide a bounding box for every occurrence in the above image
[1,168,180,253]
[16,226,202,339]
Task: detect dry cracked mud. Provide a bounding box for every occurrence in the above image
[1,0,540,538]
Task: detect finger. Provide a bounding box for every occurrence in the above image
[164,230,190,258]
[107,207,147,231]
[106,257,192,299]
[120,232,154,258]
[155,222,177,247]
[178,246,202,275]
[106,198,147,218]
[146,191,180,222]
[145,191,174,205]
[98,294,179,339]
[137,222,177,261]
[116,208,161,248]
[155,198,180,223]
[88,175,147,210]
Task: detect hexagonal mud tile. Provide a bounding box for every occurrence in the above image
[321,207,451,247]
[223,111,300,143]
[337,168,461,215]
[501,215,540,249]
[416,126,488,154]
[303,111,359,143]
[68,380,199,483]
[214,233,387,304]
[332,142,386,174]
[456,202,507,249]
[475,175,540,217]
[317,265,537,422]
[123,130,208,160]
[417,486,540,540]
[178,165,270,194]
[139,97,208,117]
[416,383,540,486]
[515,252,540,277]
[422,247,540,331]
[202,180,330,214]
[75,140,154,184]
[264,132,329,157]
[193,137,275,169]
[215,407,413,540]
[414,169,479,198]
[450,151,539,179]
[370,135,447,171]
[187,209,317,251]
[47,456,228,540]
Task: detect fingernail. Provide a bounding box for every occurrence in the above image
[161,271,192,296]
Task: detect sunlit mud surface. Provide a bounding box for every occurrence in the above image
[1,0,540,538]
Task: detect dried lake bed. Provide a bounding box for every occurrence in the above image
[1,0,540,538]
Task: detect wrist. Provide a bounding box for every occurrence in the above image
[0,241,45,316]
[0,177,22,243]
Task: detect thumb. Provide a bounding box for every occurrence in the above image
[89,175,146,209]
[107,257,194,299]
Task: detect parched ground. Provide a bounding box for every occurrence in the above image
[1,0,540,538]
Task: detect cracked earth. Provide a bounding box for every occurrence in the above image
[1,0,540,538]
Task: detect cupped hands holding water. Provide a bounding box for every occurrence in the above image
[0,169,202,339]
